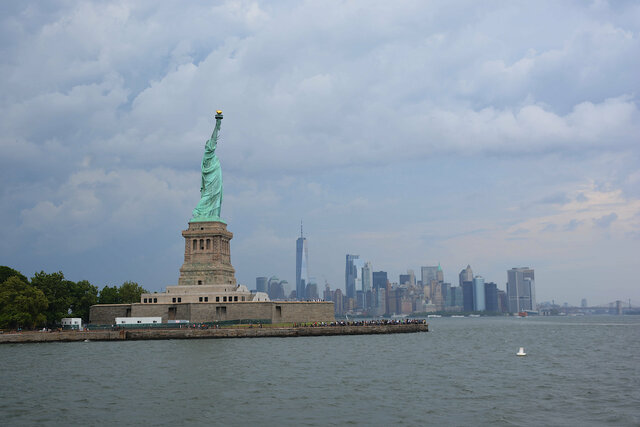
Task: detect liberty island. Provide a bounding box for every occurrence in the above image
[1,111,428,343]
[88,111,335,326]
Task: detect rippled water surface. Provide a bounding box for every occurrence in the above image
[1,316,639,426]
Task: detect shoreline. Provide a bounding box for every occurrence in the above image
[0,323,428,344]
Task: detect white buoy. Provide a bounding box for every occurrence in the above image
[516,347,526,356]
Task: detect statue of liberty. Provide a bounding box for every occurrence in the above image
[191,111,225,223]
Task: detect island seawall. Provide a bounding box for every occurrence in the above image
[0,323,428,344]
[0,323,429,344]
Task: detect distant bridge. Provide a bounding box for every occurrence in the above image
[589,299,638,309]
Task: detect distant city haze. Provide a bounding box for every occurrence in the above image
[1,2,639,306]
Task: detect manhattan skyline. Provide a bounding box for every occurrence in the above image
[1,2,639,306]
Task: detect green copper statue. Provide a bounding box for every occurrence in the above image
[191,111,225,223]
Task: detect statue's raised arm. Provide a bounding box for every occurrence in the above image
[208,110,223,146]
[191,110,225,223]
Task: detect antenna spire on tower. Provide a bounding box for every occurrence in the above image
[300,220,303,238]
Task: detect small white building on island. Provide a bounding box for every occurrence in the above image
[115,317,162,325]
[61,318,82,330]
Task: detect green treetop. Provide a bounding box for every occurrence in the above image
[0,276,48,329]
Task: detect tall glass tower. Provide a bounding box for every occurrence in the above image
[345,254,360,299]
[372,271,388,290]
[507,267,536,312]
[362,262,373,293]
[459,265,473,286]
[473,275,485,311]
[295,222,309,301]
[421,266,438,287]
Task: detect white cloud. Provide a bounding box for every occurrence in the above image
[506,183,640,236]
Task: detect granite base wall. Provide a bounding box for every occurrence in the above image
[90,301,335,324]
[89,304,131,325]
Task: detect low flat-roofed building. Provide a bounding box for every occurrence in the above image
[61,317,82,330]
[115,317,162,325]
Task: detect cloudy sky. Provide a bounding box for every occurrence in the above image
[1,1,639,306]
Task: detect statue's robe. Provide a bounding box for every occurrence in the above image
[192,120,223,222]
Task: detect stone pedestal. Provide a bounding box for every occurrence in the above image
[178,221,236,288]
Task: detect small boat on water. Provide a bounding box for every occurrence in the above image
[516,347,526,356]
[427,314,441,318]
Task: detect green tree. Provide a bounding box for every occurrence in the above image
[0,276,48,329]
[98,285,121,304]
[30,271,72,326]
[119,281,148,303]
[0,266,28,285]
[69,280,98,322]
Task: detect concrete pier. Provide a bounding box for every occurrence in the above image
[0,323,428,344]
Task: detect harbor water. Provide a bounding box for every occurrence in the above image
[1,316,639,426]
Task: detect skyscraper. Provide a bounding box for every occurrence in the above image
[345,254,361,299]
[372,271,388,290]
[306,281,319,300]
[421,265,438,288]
[459,265,473,286]
[450,286,463,309]
[255,277,268,293]
[473,275,485,311]
[280,280,289,297]
[333,288,344,315]
[497,289,508,313]
[507,267,536,312]
[441,282,452,308]
[268,277,286,300]
[362,261,372,309]
[421,265,441,300]
[462,281,474,312]
[407,270,416,287]
[431,282,443,309]
[296,223,309,301]
[323,283,333,302]
[484,282,499,312]
[362,262,372,293]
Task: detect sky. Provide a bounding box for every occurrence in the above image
[1,1,639,306]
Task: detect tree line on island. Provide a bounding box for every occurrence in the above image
[0,266,148,330]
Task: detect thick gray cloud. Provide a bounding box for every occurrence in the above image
[1,1,639,305]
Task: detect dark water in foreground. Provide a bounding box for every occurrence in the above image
[1,316,639,426]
